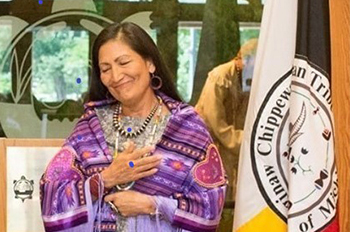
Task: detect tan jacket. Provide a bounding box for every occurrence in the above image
[195,60,249,201]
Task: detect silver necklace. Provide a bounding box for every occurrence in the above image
[113,99,160,138]
[113,97,163,191]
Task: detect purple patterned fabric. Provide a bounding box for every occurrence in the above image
[40,92,227,232]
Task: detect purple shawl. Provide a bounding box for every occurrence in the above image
[40,93,227,232]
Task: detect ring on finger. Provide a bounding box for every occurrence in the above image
[107,201,119,214]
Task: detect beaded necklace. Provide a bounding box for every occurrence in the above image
[113,100,159,138]
[113,96,163,190]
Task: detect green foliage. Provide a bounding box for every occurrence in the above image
[240,28,260,45]
[0,72,10,95]
[0,25,11,95]
[177,28,201,102]
[177,28,190,101]
[32,28,89,102]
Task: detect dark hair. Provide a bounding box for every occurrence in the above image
[89,22,181,102]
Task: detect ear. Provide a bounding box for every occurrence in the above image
[146,60,156,73]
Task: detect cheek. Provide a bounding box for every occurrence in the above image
[100,74,110,86]
[138,72,151,85]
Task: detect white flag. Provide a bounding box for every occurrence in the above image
[233,0,339,231]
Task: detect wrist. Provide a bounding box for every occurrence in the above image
[148,196,164,219]
[100,170,114,189]
[147,196,157,214]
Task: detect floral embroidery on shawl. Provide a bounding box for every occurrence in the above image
[44,146,84,182]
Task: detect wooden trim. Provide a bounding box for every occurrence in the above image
[0,139,6,232]
[330,0,350,231]
[0,139,64,232]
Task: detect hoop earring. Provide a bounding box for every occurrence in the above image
[150,73,163,90]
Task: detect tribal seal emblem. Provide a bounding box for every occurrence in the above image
[13,175,34,202]
[251,57,337,231]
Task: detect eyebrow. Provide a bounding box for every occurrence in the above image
[99,55,131,66]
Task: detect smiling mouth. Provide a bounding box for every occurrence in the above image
[113,79,133,89]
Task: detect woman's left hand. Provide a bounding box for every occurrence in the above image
[104,190,156,217]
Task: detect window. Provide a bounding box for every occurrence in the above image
[238,0,265,4]
[0,0,263,142]
[177,22,201,102]
[237,0,249,4]
[112,0,152,2]
[178,0,206,3]
[239,22,260,92]
[0,23,12,96]
[32,26,89,102]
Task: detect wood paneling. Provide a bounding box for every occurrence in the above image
[0,139,6,232]
[0,139,64,232]
[330,0,350,231]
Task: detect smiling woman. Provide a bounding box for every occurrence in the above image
[39,22,227,232]
[98,39,156,107]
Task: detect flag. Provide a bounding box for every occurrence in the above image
[233,0,339,231]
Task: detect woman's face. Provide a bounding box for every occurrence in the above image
[98,39,155,104]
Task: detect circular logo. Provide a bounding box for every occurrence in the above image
[251,58,337,231]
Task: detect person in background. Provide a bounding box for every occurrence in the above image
[195,38,258,229]
[40,22,226,232]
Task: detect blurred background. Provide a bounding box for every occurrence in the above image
[0,0,264,230]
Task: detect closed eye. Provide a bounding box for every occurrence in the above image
[100,68,111,73]
[119,60,131,66]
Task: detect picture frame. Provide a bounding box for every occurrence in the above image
[0,139,64,232]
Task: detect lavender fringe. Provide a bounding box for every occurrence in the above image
[55,179,190,232]
[126,196,191,232]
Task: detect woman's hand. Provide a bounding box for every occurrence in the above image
[101,142,162,188]
[104,190,156,217]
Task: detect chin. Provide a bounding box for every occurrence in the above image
[110,88,132,102]
[116,93,137,104]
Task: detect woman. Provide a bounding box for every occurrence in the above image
[40,22,227,232]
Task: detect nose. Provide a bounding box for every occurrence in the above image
[111,65,123,82]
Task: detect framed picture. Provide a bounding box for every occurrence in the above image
[0,139,64,232]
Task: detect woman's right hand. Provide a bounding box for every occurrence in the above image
[101,142,162,188]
